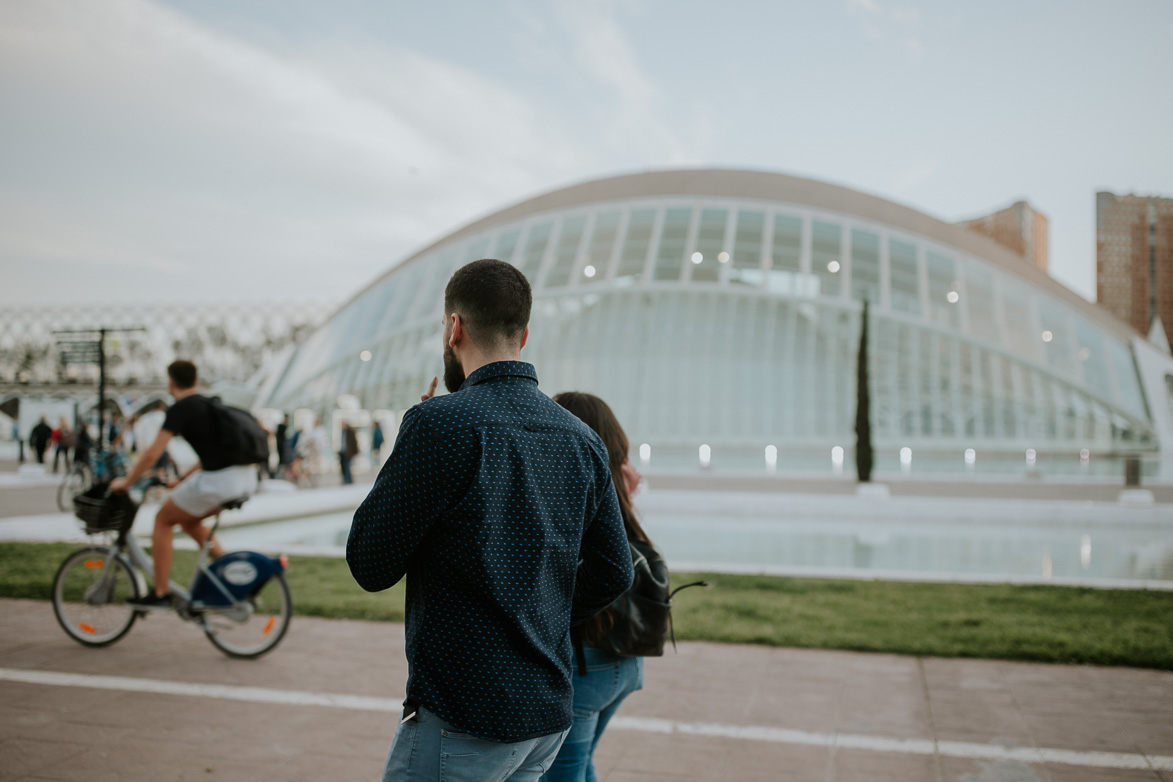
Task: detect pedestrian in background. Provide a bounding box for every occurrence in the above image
[303,419,328,479]
[107,412,123,448]
[52,417,73,473]
[274,413,290,479]
[370,419,384,464]
[74,423,92,470]
[338,421,358,485]
[30,417,51,464]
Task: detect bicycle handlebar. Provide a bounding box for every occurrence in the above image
[124,476,166,505]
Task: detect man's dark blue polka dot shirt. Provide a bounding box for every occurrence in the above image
[347,361,634,743]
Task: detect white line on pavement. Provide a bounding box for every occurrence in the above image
[1,667,1168,772]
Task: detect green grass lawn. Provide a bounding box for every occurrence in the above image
[4,541,1171,669]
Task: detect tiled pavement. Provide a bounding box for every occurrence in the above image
[0,598,1170,782]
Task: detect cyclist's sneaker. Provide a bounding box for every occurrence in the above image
[127,592,172,609]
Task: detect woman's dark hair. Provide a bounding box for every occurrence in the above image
[167,360,197,390]
[444,259,532,349]
[554,392,650,648]
[553,392,650,545]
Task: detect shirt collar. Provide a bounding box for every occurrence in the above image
[461,360,538,390]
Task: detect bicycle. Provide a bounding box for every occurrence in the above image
[51,477,292,659]
[56,449,128,512]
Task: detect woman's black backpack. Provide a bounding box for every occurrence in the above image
[574,540,706,673]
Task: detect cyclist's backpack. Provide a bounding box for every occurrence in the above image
[573,539,707,674]
[207,397,270,467]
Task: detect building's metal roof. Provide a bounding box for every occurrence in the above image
[344,168,1133,343]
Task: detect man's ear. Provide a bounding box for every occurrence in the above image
[448,313,463,348]
[519,325,529,350]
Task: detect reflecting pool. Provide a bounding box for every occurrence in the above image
[216,498,1173,587]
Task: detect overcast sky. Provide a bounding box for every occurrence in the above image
[2,0,1171,308]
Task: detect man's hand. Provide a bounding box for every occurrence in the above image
[109,477,130,494]
[421,376,438,402]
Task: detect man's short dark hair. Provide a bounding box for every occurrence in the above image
[167,360,198,390]
[444,259,532,348]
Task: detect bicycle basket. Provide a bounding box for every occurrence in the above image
[73,483,137,534]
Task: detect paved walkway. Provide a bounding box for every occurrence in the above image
[1,598,1170,782]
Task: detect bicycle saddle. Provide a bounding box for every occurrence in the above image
[219,496,249,512]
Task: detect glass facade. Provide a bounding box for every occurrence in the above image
[262,177,1159,475]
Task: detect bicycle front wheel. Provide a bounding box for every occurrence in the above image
[52,547,141,647]
[203,574,292,659]
[57,464,91,512]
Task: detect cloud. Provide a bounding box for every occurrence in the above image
[890,5,922,24]
[0,0,588,305]
[551,0,699,164]
[845,0,924,59]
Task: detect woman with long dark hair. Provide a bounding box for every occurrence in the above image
[543,391,651,782]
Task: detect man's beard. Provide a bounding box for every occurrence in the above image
[442,343,465,393]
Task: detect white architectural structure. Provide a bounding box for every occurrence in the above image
[259,170,1173,477]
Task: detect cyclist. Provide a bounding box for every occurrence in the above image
[110,360,259,608]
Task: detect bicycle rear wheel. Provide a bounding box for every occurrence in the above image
[52,547,141,647]
[57,463,91,512]
[202,574,292,659]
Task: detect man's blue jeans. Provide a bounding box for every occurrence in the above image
[541,647,643,782]
[382,706,568,781]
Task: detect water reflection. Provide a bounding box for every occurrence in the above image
[216,510,1173,584]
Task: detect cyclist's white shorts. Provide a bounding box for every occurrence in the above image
[171,465,259,517]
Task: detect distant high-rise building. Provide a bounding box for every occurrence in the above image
[1096,192,1173,347]
[958,200,1049,272]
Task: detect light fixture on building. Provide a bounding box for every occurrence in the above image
[583,264,597,278]
[1041,330,1053,343]
[718,251,730,264]
[1080,535,1092,569]
[691,252,703,265]
[946,291,960,304]
[964,448,976,466]
[831,446,844,474]
[827,260,841,273]
[900,446,912,473]
[1080,448,1090,466]
[699,443,711,468]
[1026,448,1037,467]
[639,442,651,467]
[1078,347,1090,361]
[765,444,778,472]
[360,350,372,362]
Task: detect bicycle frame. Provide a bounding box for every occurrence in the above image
[127,518,252,620]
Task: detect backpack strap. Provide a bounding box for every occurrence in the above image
[666,580,708,653]
[669,580,708,599]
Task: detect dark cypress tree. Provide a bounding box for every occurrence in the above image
[855,299,874,483]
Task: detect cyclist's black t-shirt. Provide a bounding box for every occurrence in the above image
[163,395,233,472]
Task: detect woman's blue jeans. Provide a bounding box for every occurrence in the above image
[540,646,643,782]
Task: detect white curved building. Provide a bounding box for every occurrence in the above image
[258,170,1173,477]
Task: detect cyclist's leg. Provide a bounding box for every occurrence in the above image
[150,499,218,596]
[149,500,183,596]
[177,508,224,559]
